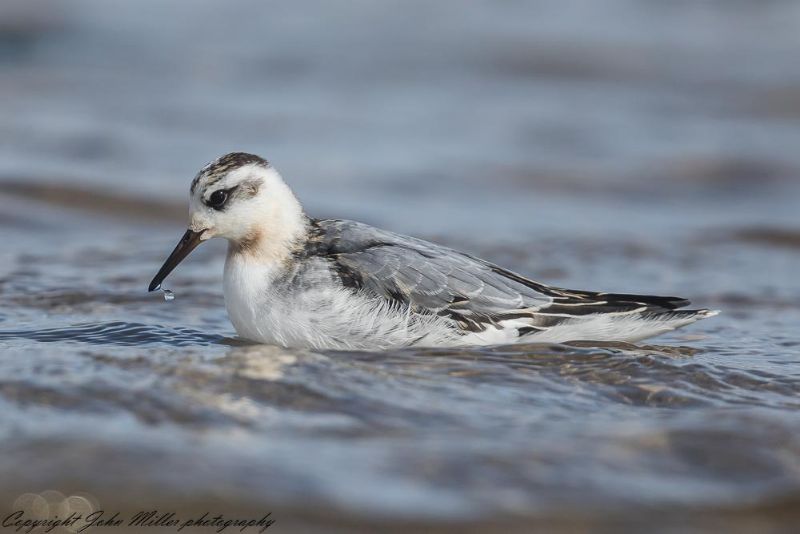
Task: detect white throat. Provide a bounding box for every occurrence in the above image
[219,167,311,342]
[225,167,308,265]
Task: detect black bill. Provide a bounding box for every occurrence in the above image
[148,229,205,292]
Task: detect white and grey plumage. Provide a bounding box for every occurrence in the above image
[149,152,718,350]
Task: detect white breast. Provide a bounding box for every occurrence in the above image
[223,251,278,343]
[223,252,463,350]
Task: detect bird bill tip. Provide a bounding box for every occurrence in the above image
[147,229,205,293]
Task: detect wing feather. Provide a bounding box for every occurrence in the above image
[309,219,695,334]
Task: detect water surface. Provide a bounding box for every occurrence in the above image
[1,1,799,532]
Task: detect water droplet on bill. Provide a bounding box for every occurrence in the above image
[162,289,175,301]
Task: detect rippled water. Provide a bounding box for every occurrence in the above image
[2,1,800,532]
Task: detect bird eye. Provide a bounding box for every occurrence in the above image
[207,189,229,209]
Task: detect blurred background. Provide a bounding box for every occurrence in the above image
[1,1,800,533]
[4,0,800,237]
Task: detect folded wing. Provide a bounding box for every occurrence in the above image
[312,219,696,335]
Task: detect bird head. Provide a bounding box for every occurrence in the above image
[148,152,304,292]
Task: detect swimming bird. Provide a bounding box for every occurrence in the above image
[149,152,717,350]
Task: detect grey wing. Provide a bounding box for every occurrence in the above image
[313,220,558,331]
[313,219,700,333]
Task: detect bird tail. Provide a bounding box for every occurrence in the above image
[606,307,719,342]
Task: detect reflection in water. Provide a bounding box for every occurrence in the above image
[2,317,800,529]
[0,321,223,346]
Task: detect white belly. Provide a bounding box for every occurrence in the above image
[223,253,463,350]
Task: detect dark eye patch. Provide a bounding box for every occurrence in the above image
[205,187,234,210]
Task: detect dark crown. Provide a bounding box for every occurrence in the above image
[191,152,269,193]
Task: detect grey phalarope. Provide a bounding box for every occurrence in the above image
[149,152,718,350]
